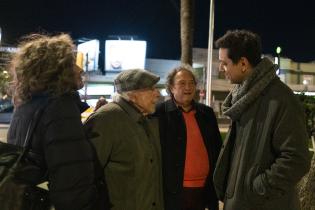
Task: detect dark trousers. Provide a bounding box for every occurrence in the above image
[181,187,206,210]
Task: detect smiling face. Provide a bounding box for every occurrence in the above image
[218,48,252,84]
[170,70,196,110]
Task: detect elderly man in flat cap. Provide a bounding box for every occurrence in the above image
[84,69,163,210]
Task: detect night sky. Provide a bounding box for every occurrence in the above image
[0,0,314,62]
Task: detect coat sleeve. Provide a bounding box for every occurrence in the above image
[253,96,311,197]
[203,106,222,209]
[43,99,98,210]
[83,111,114,168]
[208,107,223,162]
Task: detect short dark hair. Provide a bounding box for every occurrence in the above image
[215,29,262,67]
[165,64,197,95]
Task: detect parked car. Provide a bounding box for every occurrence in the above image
[0,99,13,124]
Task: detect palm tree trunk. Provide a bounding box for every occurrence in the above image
[180,0,194,65]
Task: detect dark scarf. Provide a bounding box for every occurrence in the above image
[222,58,278,120]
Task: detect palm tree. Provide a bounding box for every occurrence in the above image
[180,0,194,65]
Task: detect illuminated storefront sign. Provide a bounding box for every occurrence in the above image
[105,40,146,71]
[77,39,100,71]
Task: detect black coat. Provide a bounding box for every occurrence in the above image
[7,92,104,210]
[154,99,222,210]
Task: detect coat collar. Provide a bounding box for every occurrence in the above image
[31,91,89,113]
[113,95,144,123]
[164,98,198,113]
[222,57,277,120]
[73,92,90,113]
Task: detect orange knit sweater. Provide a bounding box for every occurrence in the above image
[182,110,210,187]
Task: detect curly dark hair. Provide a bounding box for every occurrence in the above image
[165,64,197,95]
[9,33,77,105]
[215,29,262,67]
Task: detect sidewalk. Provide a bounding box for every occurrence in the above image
[0,123,9,142]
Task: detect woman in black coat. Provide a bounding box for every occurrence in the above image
[7,34,103,210]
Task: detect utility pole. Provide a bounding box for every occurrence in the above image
[0,27,2,46]
[276,46,281,71]
[84,53,89,102]
[206,0,215,106]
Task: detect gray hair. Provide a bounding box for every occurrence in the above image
[165,64,197,95]
[113,91,132,101]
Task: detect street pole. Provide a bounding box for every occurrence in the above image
[206,0,215,106]
[0,27,2,46]
[84,53,89,102]
[276,46,281,72]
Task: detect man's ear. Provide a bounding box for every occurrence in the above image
[240,57,251,72]
[240,57,247,66]
[169,88,173,95]
[169,85,175,95]
[128,92,137,103]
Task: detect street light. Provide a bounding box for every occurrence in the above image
[303,79,309,92]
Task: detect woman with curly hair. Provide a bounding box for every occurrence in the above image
[7,34,106,210]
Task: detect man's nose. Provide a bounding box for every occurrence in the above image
[184,83,193,89]
[219,63,225,72]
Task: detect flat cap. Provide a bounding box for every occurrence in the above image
[114,69,160,93]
